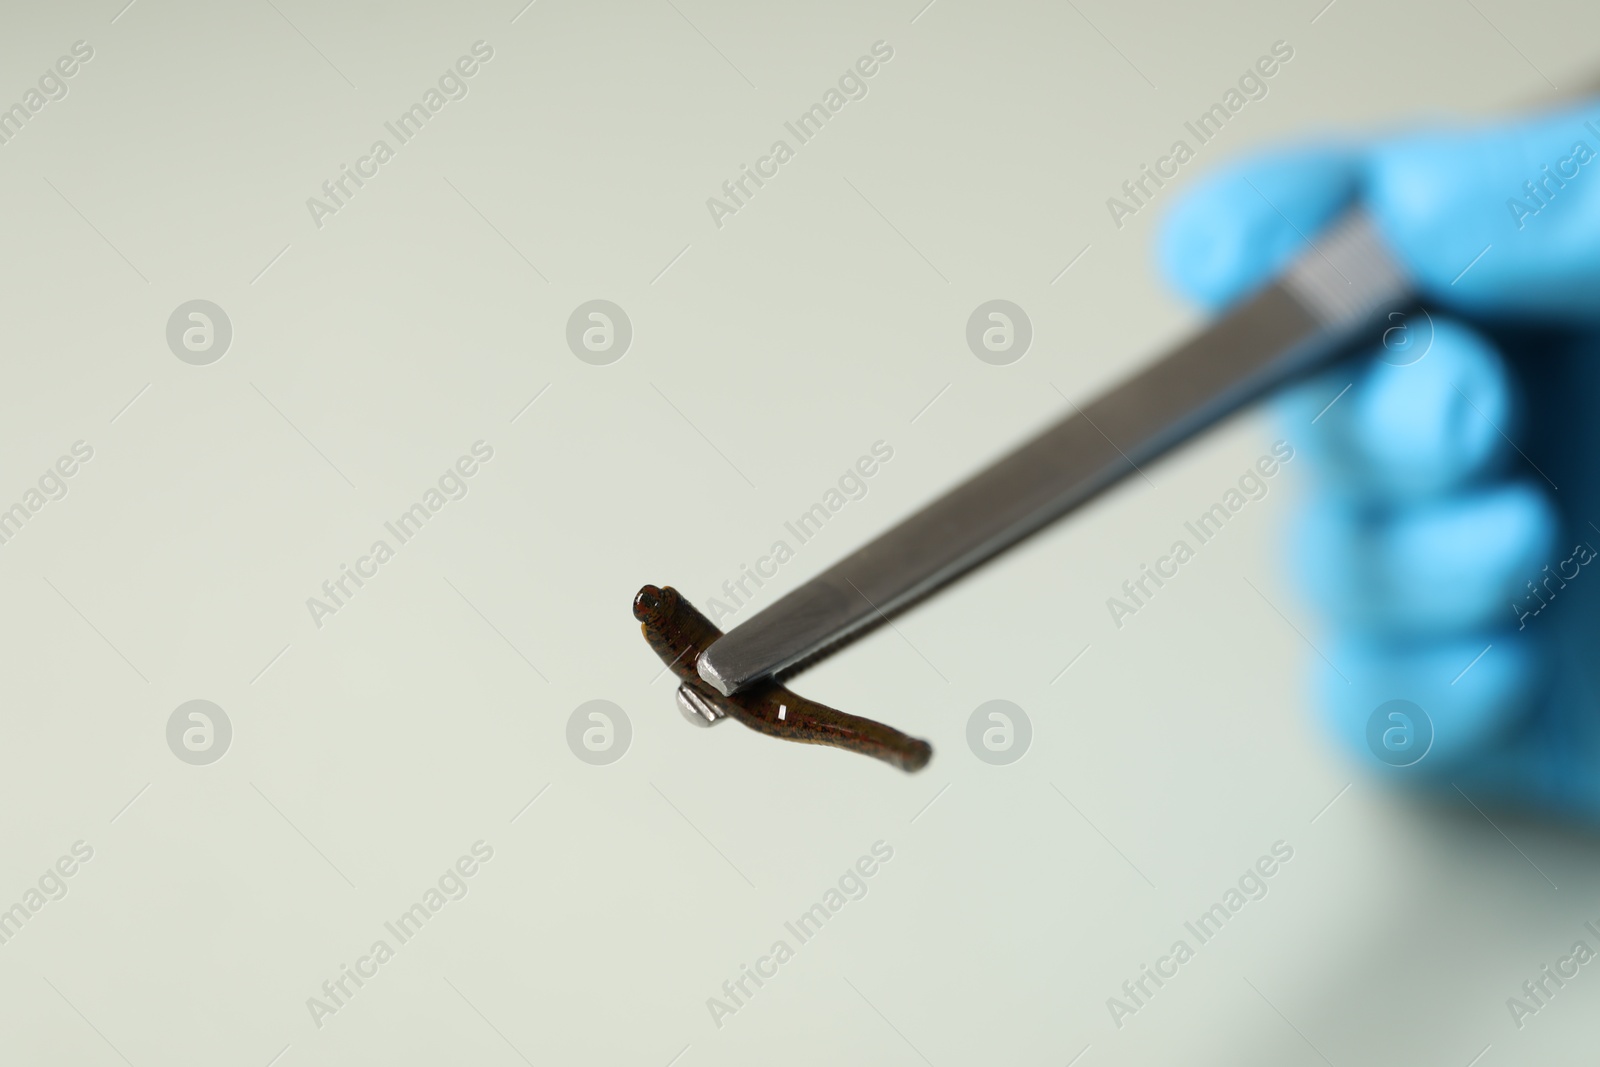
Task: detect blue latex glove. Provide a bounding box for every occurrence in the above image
[1158,100,1600,819]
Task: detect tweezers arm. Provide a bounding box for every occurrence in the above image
[699,210,1413,696]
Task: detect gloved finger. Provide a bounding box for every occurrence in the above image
[1292,481,1560,636]
[1160,102,1600,323]
[1275,317,1521,500]
[1367,99,1600,321]
[1309,630,1548,778]
[1157,143,1363,311]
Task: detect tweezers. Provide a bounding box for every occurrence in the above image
[698,209,1413,696]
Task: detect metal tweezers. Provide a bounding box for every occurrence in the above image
[698,210,1413,696]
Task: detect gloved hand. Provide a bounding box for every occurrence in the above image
[1157,100,1600,819]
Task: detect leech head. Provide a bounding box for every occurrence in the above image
[633,584,674,626]
[635,584,725,684]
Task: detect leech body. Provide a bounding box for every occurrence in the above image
[634,585,932,773]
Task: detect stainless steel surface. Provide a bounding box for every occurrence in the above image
[699,211,1412,696]
[676,684,727,727]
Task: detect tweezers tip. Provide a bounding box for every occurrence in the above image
[696,652,737,696]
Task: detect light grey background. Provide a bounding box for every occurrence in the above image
[2,0,1597,1064]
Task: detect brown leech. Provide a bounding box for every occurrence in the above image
[634,585,932,773]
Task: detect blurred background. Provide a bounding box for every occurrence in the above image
[1,0,1597,1063]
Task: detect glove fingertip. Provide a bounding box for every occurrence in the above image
[1156,143,1363,310]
